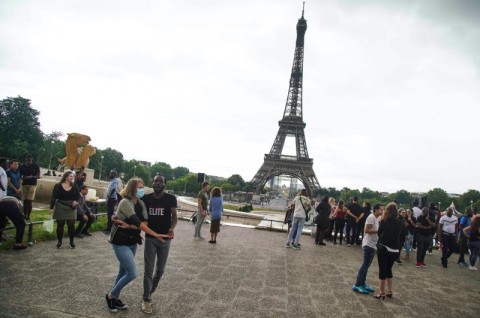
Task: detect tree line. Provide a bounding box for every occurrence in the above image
[1,95,478,209]
[0,96,252,195]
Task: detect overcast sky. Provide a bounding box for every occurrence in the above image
[1,0,479,194]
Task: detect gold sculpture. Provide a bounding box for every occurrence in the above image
[58,133,97,170]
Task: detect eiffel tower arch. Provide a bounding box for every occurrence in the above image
[251,5,320,196]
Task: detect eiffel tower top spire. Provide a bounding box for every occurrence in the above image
[283,3,307,121]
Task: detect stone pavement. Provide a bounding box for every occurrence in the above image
[0,221,479,318]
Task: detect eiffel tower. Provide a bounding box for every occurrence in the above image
[251,5,320,196]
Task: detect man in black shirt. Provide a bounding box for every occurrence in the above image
[141,175,177,314]
[415,207,435,268]
[345,197,364,246]
[19,155,40,219]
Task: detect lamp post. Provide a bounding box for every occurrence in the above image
[471,200,474,209]
[48,140,54,172]
[438,202,441,211]
[134,165,137,177]
[99,155,104,182]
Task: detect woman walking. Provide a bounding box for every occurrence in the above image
[209,187,224,243]
[333,200,347,245]
[49,170,79,249]
[106,178,171,312]
[463,215,480,271]
[374,202,403,299]
[403,208,416,261]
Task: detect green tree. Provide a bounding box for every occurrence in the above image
[427,188,450,210]
[173,166,189,179]
[0,96,43,158]
[227,174,245,189]
[459,190,480,211]
[393,190,413,205]
[361,187,379,200]
[150,162,173,180]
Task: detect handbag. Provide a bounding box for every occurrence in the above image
[110,228,142,245]
[300,197,311,222]
[43,218,54,233]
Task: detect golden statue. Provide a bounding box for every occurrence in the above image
[58,133,96,170]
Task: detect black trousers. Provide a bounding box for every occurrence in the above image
[345,219,359,245]
[75,213,95,234]
[333,218,345,244]
[106,198,117,231]
[458,235,469,263]
[417,233,431,263]
[0,200,26,244]
[441,232,456,264]
[378,250,397,279]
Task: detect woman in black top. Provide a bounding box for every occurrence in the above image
[49,170,79,249]
[375,202,403,299]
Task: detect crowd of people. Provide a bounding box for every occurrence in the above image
[2,156,479,311]
[284,191,480,299]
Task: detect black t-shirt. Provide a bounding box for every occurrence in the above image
[142,192,177,237]
[416,215,432,236]
[19,163,40,185]
[346,202,362,220]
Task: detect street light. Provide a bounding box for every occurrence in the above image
[471,200,474,209]
[134,165,137,177]
[438,202,441,211]
[48,140,54,172]
[99,155,104,182]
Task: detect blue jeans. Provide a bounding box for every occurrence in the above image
[287,217,305,245]
[110,244,138,299]
[468,241,480,267]
[405,233,414,255]
[355,246,375,286]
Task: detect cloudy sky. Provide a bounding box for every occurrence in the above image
[1,0,479,194]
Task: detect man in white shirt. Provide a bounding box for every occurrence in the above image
[286,189,311,250]
[438,208,458,268]
[352,204,384,294]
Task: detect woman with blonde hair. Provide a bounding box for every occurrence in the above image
[374,202,403,299]
[325,197,336,242]
[105,178,171,313]
[49,170,79,249]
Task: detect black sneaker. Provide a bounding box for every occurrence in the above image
[106,294,117,313]
[74,233,84,238]
[395,259,403,265]
[115,299,128,310]
[83,232,92,236]
[56,242,62,249]
[69,242,76,249]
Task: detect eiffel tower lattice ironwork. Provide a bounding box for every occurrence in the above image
[251,5,320,195]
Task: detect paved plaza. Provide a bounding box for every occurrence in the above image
[0,220,479,317]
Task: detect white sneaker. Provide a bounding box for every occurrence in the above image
[142,301,153,314]
[468,266,478,271]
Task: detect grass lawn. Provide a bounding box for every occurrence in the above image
[0,205,108,251]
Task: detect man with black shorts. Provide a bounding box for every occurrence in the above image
[141,175,177,314]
